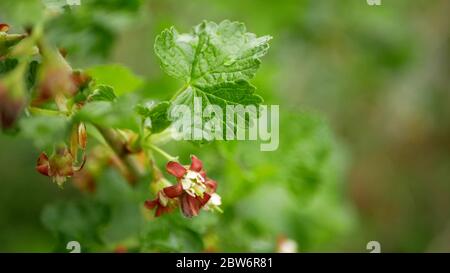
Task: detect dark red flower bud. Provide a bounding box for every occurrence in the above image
[34,45,80,106]
[0,82,25,129]
[37,68,77,102]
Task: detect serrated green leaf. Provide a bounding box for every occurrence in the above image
[171,80,263,142]
[154,20,270,140]
[88,85,117,102]
[177,80,263,107]
[155,20,271,86]
[85,64,144,96]
[74,95,140,131]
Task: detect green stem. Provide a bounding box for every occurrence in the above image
[146,144,178,162]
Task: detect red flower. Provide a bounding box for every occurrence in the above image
[36,146,74,187]
[144,155,222,218]
[36,132,87,187]
[163,155,221,218]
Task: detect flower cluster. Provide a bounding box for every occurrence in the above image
[145,155,222,218]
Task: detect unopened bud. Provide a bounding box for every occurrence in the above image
[35,44,77,104]
[36,145,75,187]
[0,83,25,129]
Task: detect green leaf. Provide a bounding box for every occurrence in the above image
[135,101,171,134]
[141,214,204,252]
[88,85,117,102]
[95,169,141,244]
[173,80,263,107]
[0,0,44,26]
[41,199,108,248]
[74,94,140,131]
[85,64,144,96]
[18,115,70,150]
[155,20,272,86]
[154,20,270,138]
[279,113,334,200]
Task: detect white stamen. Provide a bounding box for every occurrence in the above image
[181,170,206,197]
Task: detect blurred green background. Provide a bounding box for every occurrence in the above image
[0,0,449,252]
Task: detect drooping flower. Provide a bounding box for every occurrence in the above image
[143,155,222,218]
[36,123,87,187]
[36,145,75,187]
[162,155,221,217]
